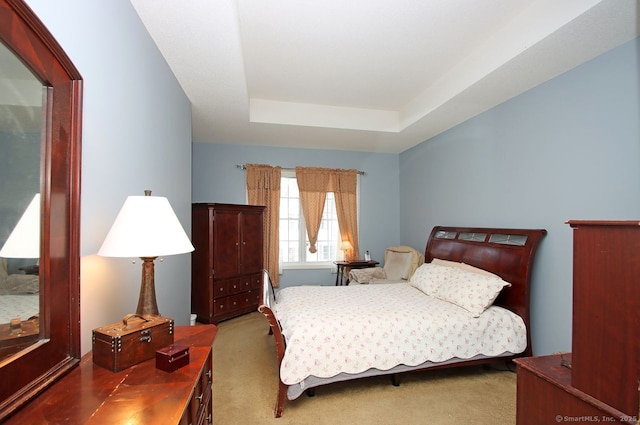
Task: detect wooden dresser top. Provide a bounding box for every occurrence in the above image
[6,324,217,424]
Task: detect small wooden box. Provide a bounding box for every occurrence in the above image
[156,344,190,372]
[92,314,174,372]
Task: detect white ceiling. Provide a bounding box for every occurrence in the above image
[130,0,639,154]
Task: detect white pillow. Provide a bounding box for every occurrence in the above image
[459,262,501,279]
[2,274,39,294]
[0,258,7,283]
[431,258,460,268]
[409,263,453,296]
[432,257,500,279]
[432,267,510,317]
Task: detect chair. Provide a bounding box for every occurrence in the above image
[348,246,424,284]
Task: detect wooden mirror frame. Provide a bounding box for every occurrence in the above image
[0,0,82,420]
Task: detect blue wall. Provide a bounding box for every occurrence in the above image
[23,0,639,357]
[192,142,400,287]
[193,39,639,355]
[399,38,640,355]
[27,0,194,354]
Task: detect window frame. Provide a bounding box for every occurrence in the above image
[279,169,359,270]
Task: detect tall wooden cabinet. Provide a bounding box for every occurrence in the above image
[569,220,639,415]
[191,203,265,324]
[515,220,639,424]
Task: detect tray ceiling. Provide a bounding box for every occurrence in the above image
[131,0,639,153]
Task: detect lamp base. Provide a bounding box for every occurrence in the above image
[136,257,160,317]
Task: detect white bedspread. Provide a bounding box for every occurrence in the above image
[0,294,39,323]
[274,284,526,386]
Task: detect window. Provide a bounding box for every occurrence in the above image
[279,172,341,267]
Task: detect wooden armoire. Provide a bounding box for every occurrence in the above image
[515,220,639,424]
[191,203,265,324]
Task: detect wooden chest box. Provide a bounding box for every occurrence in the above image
[92,314,174,372]
[155,344,190,372]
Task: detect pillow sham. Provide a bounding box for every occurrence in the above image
[0,273,39,295]
[0,259,7,285]
[431,258,460,268]
[409,263,453,296]
[432,267,510,317]
[431,257,500,278]
[459,262,501,278]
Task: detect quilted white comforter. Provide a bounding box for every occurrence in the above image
[0,294,39,323]
[274,283,526,386]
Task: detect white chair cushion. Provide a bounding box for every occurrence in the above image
[384,250,413,280]
[349,267,385,284]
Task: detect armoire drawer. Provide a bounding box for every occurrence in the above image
[213,289,261,316]
[213,274,261,299]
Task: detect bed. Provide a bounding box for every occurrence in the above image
[0,258,39,323]
[0,258,40,360]
[258,225,546,417]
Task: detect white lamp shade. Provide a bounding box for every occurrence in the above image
[0,193,40,258]
[98,195,194,258]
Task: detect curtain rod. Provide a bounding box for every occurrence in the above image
[236,164,365,175]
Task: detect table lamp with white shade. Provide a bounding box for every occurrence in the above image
[341,240,353,261]
[0,193,40,263]
[98,190,194,318]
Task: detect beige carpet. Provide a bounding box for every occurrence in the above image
[213,312,517,425]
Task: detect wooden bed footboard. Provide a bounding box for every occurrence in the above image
[258,269,287,418]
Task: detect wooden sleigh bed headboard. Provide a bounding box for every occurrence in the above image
[425,226,547,356]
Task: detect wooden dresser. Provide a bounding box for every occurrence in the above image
[515,220,639,424]
[5,325,217,425]
[516,354,636,424]
[191,203,265,323]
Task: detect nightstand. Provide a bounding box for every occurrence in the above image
[334,260,379,285]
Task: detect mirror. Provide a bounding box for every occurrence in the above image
[0,0,82,420]
[0,40,43,362]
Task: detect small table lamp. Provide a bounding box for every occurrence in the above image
[341,240,353,261]
[98,190,194,317]
[0,193,40,261]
